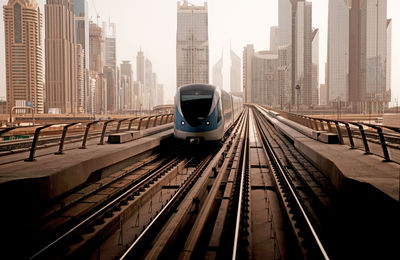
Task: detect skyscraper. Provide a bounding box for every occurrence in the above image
[312,28,319,106]
[212,53,223,89]
[270,26,279,52]
[75,44,84,113]
[3,0,44,113]
[386,19,392,104]
[72,0,89,113]
[290,0,313,106]
[327,0,350,104]
[278,44,291,108]
[89,21,106,114]
[136,50,145,110]
[176,1,209,87]
[278,0,291,46]
[151,72,157,109]
[349,0,389,113]
[243,44,254,103]
[230,47,241,94]
[103,21,117,113]
[252,51,279,106]
[45,0,79,113]
[120,60,133,111]
[144,58,153,110]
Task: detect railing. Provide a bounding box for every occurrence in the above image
[3,113,174,162]
[263,106,399,162]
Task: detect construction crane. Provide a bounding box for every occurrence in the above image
[91,0,100,24]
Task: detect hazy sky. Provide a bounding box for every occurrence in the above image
[0,0,399,106]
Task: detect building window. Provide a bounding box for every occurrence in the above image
[14,3,22,43]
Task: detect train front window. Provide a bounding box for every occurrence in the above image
[181,89,213,127]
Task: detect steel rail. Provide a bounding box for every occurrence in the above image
[121,110,246,260]
[232,109,249,260]
[253,107,330,260]
[39,154,163,224]
[30,156,182,259]
[119,153,213,260]
[179,109,247,259]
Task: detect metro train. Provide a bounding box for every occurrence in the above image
[174,83,243,143]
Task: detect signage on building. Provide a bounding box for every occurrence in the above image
[26,101,34,108]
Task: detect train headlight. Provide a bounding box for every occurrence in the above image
[206,121,210,126]
[181,121,185,126]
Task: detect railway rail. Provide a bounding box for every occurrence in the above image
[8,104,396,260]
[120,109,248,259]
[252,106,331,259]
[27,107,335,259]
[30,148,184,259]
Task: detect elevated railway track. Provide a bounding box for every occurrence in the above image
[0,105,398,259]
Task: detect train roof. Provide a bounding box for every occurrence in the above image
[177,83,217,93]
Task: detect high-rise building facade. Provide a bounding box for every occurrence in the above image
[349,0,389,113]
[386,19,391,104]
[136,50,145,85]
[293,0,313,106]
[151,72,157,109]
[103,21,117,113]
[270,26,279,52]
[136,50,145,110]
[327,0,350,104]
[176,1,209,87]
[120,60,133,111]
[75,44,84,112]
[89,21,106,114]
[212,54,223,89]
[144,58,153,110]
[243,44,254,103]
[252,51,279,106]
[230,47,241,94]
[45,0,80,114]
[72,0,89,113]
[3,0,44,113]
[277,44,291,109]
[312,28,319,106]
[278,0,315,108]
[278,0,291,46]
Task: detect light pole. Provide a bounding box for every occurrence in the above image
[295,84,300,113]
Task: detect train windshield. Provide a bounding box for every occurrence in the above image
[181,89,213,127]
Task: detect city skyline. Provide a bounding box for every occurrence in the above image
[1,0,399,106]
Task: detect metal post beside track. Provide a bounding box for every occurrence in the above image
[153,115,161,127]
[99,120,115,145]
[145,116,155,129]
[160,115,166,125]
[137,117,147,130]
[365,124,391,162]
[343,122,355,149]
[80,121,99,149]
[128,117,139,131]
[349,122,371,155]
[334,121,344,144]
[116,118,128,133]
[25,124,53,161]
[55,122,79,155]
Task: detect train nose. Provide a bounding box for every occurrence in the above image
[189,138,201,145]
